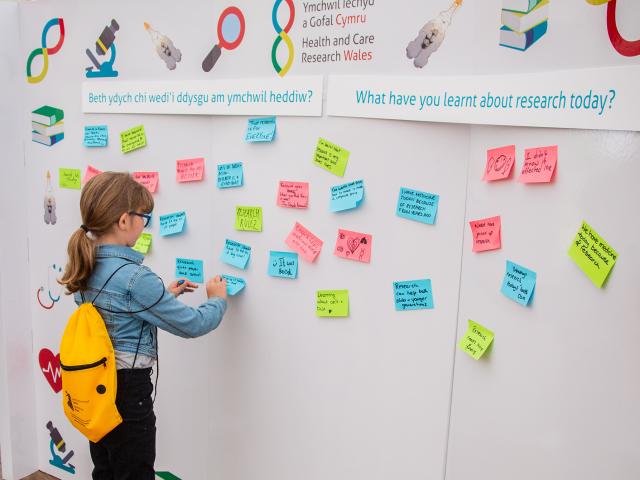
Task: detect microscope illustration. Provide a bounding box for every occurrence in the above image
[86,19,119,78]
[46,421,76,474]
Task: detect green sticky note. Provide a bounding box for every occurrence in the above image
[316,290,349,317]
[235,206,262,232]
[59,168,81,189]
[459,320,494,360]
[313,137,349,177]
[132,233,152,254]
[568,221,618,288]
[120,125,147,153]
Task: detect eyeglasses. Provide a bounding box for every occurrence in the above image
[129,211,152,227]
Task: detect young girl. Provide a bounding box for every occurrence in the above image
[59,171,228,480]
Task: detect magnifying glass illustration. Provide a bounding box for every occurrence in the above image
[202,6,246,72]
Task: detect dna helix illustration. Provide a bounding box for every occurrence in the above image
[26,18,66,84]
[271,0,295,77]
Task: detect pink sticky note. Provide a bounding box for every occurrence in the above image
[176,158,205,182]
[484,145,515,181]
[519,145,557,183]
[285,222,323,262]
[277,181,309,208]
[133,171,159,193]
[83,165,103,184]
[469,216,501,252]
[334,229,372,263]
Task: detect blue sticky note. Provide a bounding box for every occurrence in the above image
[84,125,108,147]
[220,239,251,269]
[501,260,536,306]
[217,162,243,189]
[159,211,186,236]
[175,258,204,283]
[330,179,364,212]
[245,117,276,142]
[396,187,439,225]
[393,279,434,311]
[222,274,246,295]
[268,251,298,279]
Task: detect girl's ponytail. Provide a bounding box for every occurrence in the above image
[59,172,154,294]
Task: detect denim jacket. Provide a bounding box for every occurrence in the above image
[73,244,227,361]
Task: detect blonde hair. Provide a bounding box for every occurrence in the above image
[59,172,153,293]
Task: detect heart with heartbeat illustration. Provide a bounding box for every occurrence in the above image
[39,348,62,393]
[347,236,367,254]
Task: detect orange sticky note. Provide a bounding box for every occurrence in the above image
[334,229,372,263]
[484,145,515,181]
[285,222,323,262]
[519,145,557,183]
[133,171,159,193]
[469,216,501,252]
[176,158,205,182]
[83,165,103,184]
[277,181,309,208]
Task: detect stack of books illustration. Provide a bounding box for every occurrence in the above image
[499,0,549,51]
[32,105,64,146]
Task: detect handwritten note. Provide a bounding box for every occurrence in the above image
[330,180,364,212]
[393,279,434,311]
[334,229,372,263]
[217,162,243,189]
[469,216,502,252]
[132,171,159,193]
[120,125,146,153]
[568,221,618,288]
[222,274,246,295]
[519,145,558,183]
[59,168,81,189]
[245,117,276,142]
[396,187,439,225]
[176,258,204,283]
[501,260,536,306]
[159,211,186,236]
[235,206,262,232]
[268,251,298,279]
[176,158,205,182]
[285,222,323,262]
[220,239,251,269]
[484,145,515,181]
[83,125,108,147]
[313,138,349,177]
[132,233,152,254]
[83,165,103,184]
[459,320,494,360]
[316,290,349,317]
[277,181,309,208]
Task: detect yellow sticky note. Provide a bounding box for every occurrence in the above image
[316,290,349,317]
[235,206,262,232]
[568,221,618,288]
[132,233,152,254]
[59,168,81,189]
[459,320,494,360]
[313,138,349,177]
[120,125,147,153]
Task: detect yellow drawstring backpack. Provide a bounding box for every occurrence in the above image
[59,262,164,442]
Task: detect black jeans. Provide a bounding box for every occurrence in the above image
[89,368,156,480]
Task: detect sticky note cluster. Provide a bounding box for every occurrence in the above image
[459,320,494,360]
[120,125,146,153]
[568,221,618,288]
[313,138,349,177]
[501,260,536,306]
[316,290,349,317]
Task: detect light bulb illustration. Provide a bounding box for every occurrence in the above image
[406,0,462,68]
[144,22,182,70]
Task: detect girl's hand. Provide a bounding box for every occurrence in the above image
[206,275,228,300]
[168,279,198,297]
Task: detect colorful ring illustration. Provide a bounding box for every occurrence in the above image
[607,0,640,57]
[26,18,65,84]
[271,0,295,77]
